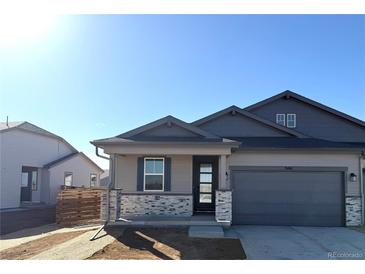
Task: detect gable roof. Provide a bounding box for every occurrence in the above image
[118,115,220,139]
[0,121,78,152]
[244,90,365,128]
[191,105,306,138]
[44,152,103,172]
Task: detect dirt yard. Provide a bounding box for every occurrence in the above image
[0,230,86,259]
[351,226,365,234]
[89,227,246,260]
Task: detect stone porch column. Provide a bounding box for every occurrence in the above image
[216,155,232,225]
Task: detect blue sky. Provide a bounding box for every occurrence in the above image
[1,15,365,169]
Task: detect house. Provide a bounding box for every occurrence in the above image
[91,90,365,227]
[100,170,109,187]
[0,121,103,209]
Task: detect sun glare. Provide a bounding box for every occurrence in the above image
[0,12,57,48]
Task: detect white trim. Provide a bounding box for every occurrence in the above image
[276,113,286,126]
[287,113,297,128]
[143,157,164,192]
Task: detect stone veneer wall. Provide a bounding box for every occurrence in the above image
[100,190,108,221]
[215,190,232,225]
[120,193,193,217]
[346,197,362,226]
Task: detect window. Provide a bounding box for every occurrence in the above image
[90,174,97,187]
[144,158,164,191]
[276,114,286,126]
[287,114,296,128]
[31,171,37,191]
[199,163,213,203]
[21,173,28,187]
[64,172,73,186]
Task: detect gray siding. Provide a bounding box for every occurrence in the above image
[198,113,291,137]
[250,97,365,142]
[228,151,361,196]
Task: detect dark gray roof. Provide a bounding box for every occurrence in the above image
[92,115,241,147]
[244,90,365,128]
[118,115,219,139]
[44,152,103,172]
[229,137,365,150]
[44,153,79,168]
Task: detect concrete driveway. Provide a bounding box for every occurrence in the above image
[231,226,365,260]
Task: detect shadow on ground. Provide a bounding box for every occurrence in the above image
[0,206,56,237]
[89,227,245,260]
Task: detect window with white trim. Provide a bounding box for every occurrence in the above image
[90,173,97,187]
[64,172,73,186]
[287,114,296,128]
[144,158,164,191]
[276,114,286,126]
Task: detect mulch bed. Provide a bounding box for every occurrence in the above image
[0,230,87,260]
[89,227,246,260]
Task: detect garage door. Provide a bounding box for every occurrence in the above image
[232,168,345,226]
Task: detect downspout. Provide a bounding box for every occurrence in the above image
[90,146,111,241]
[360,151,365,226]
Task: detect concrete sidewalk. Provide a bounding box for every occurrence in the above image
[30,228,124,259]
[0,224,101,252]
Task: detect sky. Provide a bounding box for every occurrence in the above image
[1,15,365,169]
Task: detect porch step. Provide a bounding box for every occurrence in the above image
[188,225,225,238]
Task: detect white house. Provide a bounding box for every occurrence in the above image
[0,121,103,209]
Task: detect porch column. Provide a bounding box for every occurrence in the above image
[216,155,232,225]
[219,155,228,189]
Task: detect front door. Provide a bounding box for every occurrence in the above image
[193,156,218,213]
[20,167,37,202]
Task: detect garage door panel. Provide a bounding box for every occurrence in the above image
[232,169,344,226]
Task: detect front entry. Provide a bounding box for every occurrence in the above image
[20,166,38,202]
[193,156,218,213]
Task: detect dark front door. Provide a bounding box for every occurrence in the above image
[193,156,218,213]
[20,167,37,202]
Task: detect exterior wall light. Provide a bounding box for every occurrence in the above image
[349,173,357,182]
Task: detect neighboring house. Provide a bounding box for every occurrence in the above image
[91,90,365,227]
[100,170,109,187]
[0,121,103,209]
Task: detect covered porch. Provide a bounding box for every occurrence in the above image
[100,144,237,226]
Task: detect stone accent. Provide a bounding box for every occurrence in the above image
[215,190,232,225]
[346,197,362,226]
[100,190,108,221]
[109,190,122,221]
[120,194,193,217]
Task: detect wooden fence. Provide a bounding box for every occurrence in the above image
[56,187,103,226]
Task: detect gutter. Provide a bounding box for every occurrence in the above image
[360,151,365,226]
[90,145,111,241]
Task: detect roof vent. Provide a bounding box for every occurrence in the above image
[231,110,236,116]
[167,121,172,127]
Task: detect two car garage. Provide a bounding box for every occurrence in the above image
[231,167,346,227]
